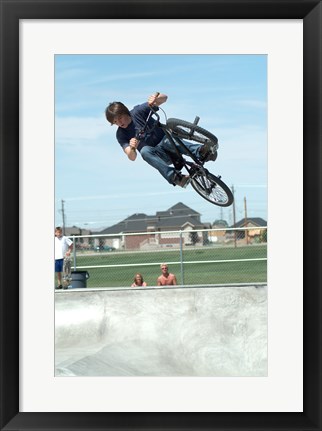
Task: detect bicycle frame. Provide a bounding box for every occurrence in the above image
[143,107,212,183]
[135,104,233,206]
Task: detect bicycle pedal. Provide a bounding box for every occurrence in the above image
[174,174,191,188]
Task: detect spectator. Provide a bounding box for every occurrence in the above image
[55,227,73,290]
[157,263,177,286]
[131,273,147,287]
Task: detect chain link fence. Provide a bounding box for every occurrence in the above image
[63,227,267,288]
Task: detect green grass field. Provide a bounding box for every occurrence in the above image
[72,244,267,287]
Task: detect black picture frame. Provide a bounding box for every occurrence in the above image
[1,1,321,430]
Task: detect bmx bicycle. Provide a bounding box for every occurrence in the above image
[136,103,234,207]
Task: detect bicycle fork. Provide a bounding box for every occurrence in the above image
[188,164,219,194]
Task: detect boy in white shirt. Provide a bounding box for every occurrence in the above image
[55,226,73,289]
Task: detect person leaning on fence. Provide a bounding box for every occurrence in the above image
[157,263,177,286]
[131,273,147,287]
[55,226,73,290]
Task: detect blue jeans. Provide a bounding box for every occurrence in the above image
[140,136,201,184]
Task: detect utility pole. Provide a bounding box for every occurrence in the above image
[244,196,248,245]
[61,199,66,235]
[232,186,237,248]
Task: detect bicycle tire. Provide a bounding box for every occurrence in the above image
[191,171,234,207]
[167,118,218,146]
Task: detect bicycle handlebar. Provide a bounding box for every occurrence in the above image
[132,93,161,150]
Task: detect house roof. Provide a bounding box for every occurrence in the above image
[156,202,200,217]
[99,202,206,234]
[64,226,92,236]
[233,217,267,228]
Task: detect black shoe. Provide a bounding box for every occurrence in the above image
[55,285,63,290]
[199,142,218,162]
[173,172,191,188]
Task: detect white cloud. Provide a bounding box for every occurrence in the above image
[55,116,111,145]
[87,71,159,86]
[235,99,267,109]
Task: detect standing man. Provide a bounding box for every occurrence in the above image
[157,263,178,286]
[55,226,73,290]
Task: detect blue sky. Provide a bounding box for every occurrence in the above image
[55,54,267,230]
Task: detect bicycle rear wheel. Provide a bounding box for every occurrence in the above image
[167,118,218,146]
[191,171,233,207]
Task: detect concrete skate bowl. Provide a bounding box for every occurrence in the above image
[55,284,267,377]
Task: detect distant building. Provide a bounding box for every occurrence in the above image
[208,220,229,244]
[233,217,267,228]
[230,217,267,243]
[64,226,93,250]
[98,202,211,250]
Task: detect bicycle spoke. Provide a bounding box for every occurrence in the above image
[191,172,233,207]
[195,177,227,203]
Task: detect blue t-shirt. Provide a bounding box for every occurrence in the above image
[116,102,165,152]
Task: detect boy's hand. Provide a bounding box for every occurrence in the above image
[130,137,138,151]
[148,92,160,106]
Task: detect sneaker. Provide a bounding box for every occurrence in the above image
[55,285,63,290]
[173,173,191,188]
[199,142,218,162]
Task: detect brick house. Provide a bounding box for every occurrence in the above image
[229,217,267,243]
[98,202,211,250]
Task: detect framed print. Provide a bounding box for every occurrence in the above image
[1,0,321,430]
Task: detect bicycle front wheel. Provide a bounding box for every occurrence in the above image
[191,171,233,207]
[167,118,218,146]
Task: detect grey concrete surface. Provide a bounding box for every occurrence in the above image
[55,284,267,377]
